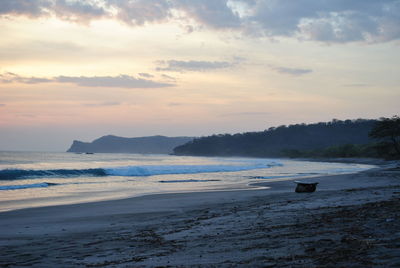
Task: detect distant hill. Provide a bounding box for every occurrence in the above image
[67,135,193,154]
[173,119,377,157]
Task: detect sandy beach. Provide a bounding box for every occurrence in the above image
[1,162,399,267]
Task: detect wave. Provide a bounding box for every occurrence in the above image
[159,179,221,183]
[0,161,281,181]
[0,168,106,181]
[104,163,281,176]
[252,172,321,180]
[0,182,58,191]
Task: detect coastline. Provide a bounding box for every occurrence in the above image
[1,161,399,267]
[296,157,397,166]
[0,156,375,213]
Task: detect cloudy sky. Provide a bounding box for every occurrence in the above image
[1,0,399,151]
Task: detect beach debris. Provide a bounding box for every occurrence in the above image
[294,181,318,193]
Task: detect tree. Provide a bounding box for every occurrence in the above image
[369,116,400,159]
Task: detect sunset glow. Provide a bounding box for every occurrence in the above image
[1,0,399,151]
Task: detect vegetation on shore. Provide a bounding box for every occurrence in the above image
[174,117,400,160]
[369,116,400,159]
[281,143,381,159]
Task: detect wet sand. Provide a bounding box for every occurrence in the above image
[1,164,399,267]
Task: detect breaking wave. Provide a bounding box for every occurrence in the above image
[158,179,221,183]
[0,182,58,191]
[0,161,281,181]
[104,162,281,177]
[0,168,106,181]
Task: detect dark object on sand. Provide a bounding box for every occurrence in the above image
[294,181,318,193]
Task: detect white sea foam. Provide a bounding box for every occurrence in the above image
[0,183,51,191]
[0,152,376,212]
[105,161,281,177]
[159,179,220,183]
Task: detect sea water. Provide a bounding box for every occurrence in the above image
[0,152,374,212]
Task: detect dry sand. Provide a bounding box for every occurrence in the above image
[1,163,399,267]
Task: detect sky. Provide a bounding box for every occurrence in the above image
[0,0,399,151]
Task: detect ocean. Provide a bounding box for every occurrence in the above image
[0,152,374,212]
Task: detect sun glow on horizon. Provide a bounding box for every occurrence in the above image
[0,0,399,151]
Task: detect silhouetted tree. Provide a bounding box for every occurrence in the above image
[369,116,400,159]
[174,119,377,157]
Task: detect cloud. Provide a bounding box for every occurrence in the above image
[342,83,371,87]
[168,102,183,106]
[0,72,53,83]
[183,24,194,34]
[0,0,106,23]
[138,73,154,78]
[83,101,121,107]
[53,0,107,23]
[270,66,313,76]
[55,74,173,88]
[16,113,37,118]
[157,60,235,72]
[1,0,399,43]
[248,0,400,43]
[172,0,242,29]
[0,0,51,17]
[161,74,176,81]
[106,0,171,26]
[0,72,174,88]
[0,104,5,107]
[220,111,270,117]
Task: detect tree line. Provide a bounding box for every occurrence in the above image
[174,117,400,160]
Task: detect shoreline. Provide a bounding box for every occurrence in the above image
[0,157,380,213]
[296,157,397,166]
[1,164,399,266]
[0,158,382,214]
[0,158,392,217]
